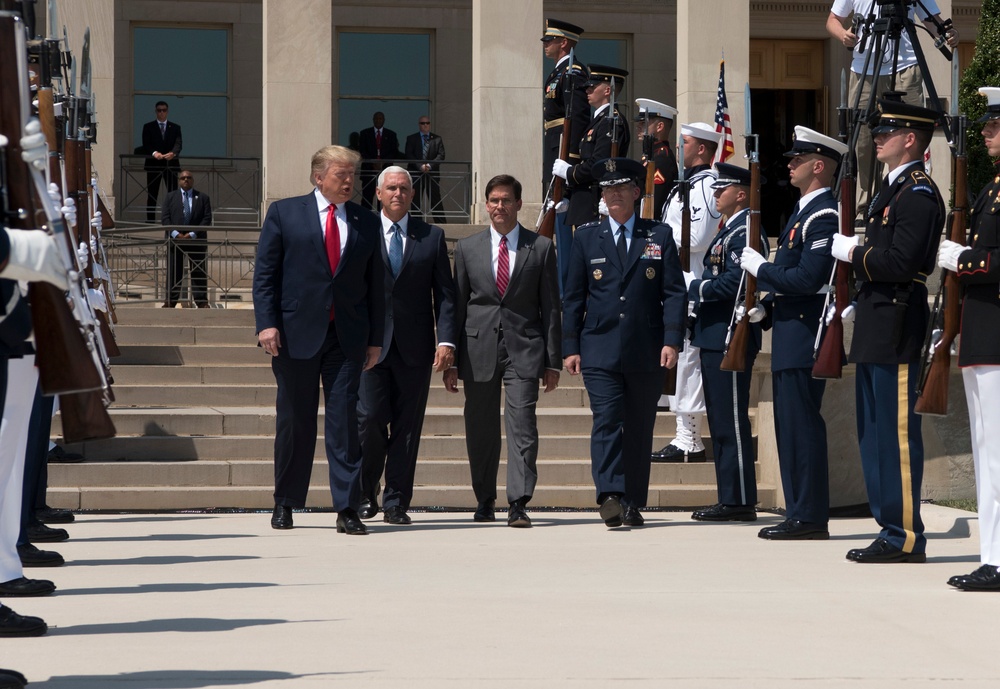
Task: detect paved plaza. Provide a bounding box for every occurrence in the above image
[5,504,998,688]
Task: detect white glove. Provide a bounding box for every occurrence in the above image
[824,302,838,326]
[61,197,77,228]
[76,241,89,270]
[937,239,969,272]
[831,233,859,262]
[86,287,108,313]
[841,302,856,323]
[554,198,569,214]
[740,247,766,277]
[91,211,103,233]
[735,304,765,323]
[1,231,69,290]
[19,120,48,172]
[598,198,608,216]
[682,271,695,289]
[552,159,571,180]
[93,261,110,282]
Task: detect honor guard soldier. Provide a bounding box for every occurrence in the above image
[688,163,770,522]
[652,122,723,463]
[562,158,687,528]
[635,99,679,214]
[541,19,589,192]
[740,126,845,540]
[938,87,1000,590]
[830,95,945,563]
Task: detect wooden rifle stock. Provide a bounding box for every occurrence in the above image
[812,174,855,379]
[720,158,761,372]
[915,153,966,416]
[538,117,572,240]
[641,157,655,220]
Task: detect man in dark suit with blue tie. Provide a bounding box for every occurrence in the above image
[357,166,456,524]
[161,170,212,308]
[141,101,182,223]
[253,145,385,535]
[562,158,687,528]
[404,117,447,225]
[739,127,844,540]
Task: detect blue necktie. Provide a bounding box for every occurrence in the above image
[388,223,403,277]
[617,228,628,266]
[183,191,191,223]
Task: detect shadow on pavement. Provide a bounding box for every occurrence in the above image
[34,670,363,688]
[55,582,279,597]
[69,555,260,567]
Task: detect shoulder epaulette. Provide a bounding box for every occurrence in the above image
[578,220,601,230]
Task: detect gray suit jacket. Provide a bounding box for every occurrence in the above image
[453,224,561,382]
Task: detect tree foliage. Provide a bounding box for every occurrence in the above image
[959,0,1000,193]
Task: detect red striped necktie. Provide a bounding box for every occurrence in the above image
[496,235,510,297]
[325,204,340,320]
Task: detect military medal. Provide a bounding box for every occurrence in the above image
[593,269,603,280]
[788,225,798,249]
[646,267,656,280]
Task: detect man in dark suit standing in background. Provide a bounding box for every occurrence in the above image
[404,116,447,225]
[161,170,212,308]
[358,111,400,211]
[444,174,561,528]
[141,101,182,223]
[253,145,384,536]
[562,158,687,529]
[358,166,456,524]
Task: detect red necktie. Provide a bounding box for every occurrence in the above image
[375,130,382,157]
[496,235,509,297]
[325,204,340,320]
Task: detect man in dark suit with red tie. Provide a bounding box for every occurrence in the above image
[161,170,212,307]
[253,145,385,536]
[358,111,400,211]
[141,101,182,223]
[357,166,457,524]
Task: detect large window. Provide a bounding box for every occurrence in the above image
[132,26,230,157]
[337,31,432,151]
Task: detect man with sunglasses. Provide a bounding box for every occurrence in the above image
[404,117,446,225]
[161,170,212,308]
[141,101,182,223]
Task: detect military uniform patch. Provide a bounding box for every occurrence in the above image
[642,241,662,259]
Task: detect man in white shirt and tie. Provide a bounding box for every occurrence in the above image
[161,170,212,307]
[142,101,182,223]
[404,117,447,225]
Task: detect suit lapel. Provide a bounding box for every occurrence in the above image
[507,224,533,294]
[401,216,421,274]
[624,223,646,275]
[600,221,622,272]
[338,205,362,277]
[305,195,331,277]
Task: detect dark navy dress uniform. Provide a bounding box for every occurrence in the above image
[651,140,678,214]
[562,164,687,508]
[848,160,944,556]
[542,54,589,191]
[956,163,1000,368]
[756,189,838,526]
[565,103,630,228]
[690,208,770,507]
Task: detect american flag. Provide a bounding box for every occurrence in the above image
[714,59,735,163]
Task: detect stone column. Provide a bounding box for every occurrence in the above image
[471,0,542,224]
[262,0,332,211]
[676,0,749,140]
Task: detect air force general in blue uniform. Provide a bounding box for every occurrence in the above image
[562,158,687,528]
[740,127,845,540]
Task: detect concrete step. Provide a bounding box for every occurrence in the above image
[114,325,255,346]
[115,344,267,365]
[114,305,255,326]
[112,365,275,386]
[49,483,776,511]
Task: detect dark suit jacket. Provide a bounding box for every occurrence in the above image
[453,224,560,382]
[562,216,686,372]
[403,132,445,172]
[253,194,384,362]
[358,127,400,165]
[376,215,456,367]
[141,120,182,171]
[161,188,212,237]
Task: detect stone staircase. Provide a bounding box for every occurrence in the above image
[49,303,776,511]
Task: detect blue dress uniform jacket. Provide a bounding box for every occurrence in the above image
[688,208,770,507]
[562,216,687,507]
[756,191,838,526]
[565,107,631,228]
[848,160,945,556]
[543,57,590,190]
[0,230,33,358]
[956,166,1000,366]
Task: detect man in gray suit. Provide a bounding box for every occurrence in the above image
[443,174,561,528]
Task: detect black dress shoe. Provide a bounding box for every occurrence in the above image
[0,605,46,637]
[758,519,829,540]
[36,506,74,524]
[47,445,84,463]
[358,494,379,520]
[651,443,707,463]
[474,499,496,522]
[0,668,27,689]
[948,564,1000,591]
[507,501,531,528]
[846,537,926,563]
[599,495,624,527]
[691,503,757,522]
[17,543,64,568]
[27,523,69,543]
[622,506,644,527]
[270,505,293,530]
[383,506,412,525]
[336,509,368,535]
[0,577,56,597]
[196,301,211,308]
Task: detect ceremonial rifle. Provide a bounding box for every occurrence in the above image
[720,84,761,372]
[639,104,656,220]
[537,47,577,240]
[812,69,854,379]
[915,56,965,416]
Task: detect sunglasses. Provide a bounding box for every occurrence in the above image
[156,108,168,112]
[419,121,430,125]
[178,176,193,180]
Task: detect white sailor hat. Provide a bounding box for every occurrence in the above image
[634,98,678,122]
[784,126,848,161]
[978,87,1000,122]
[680,122,724,145]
